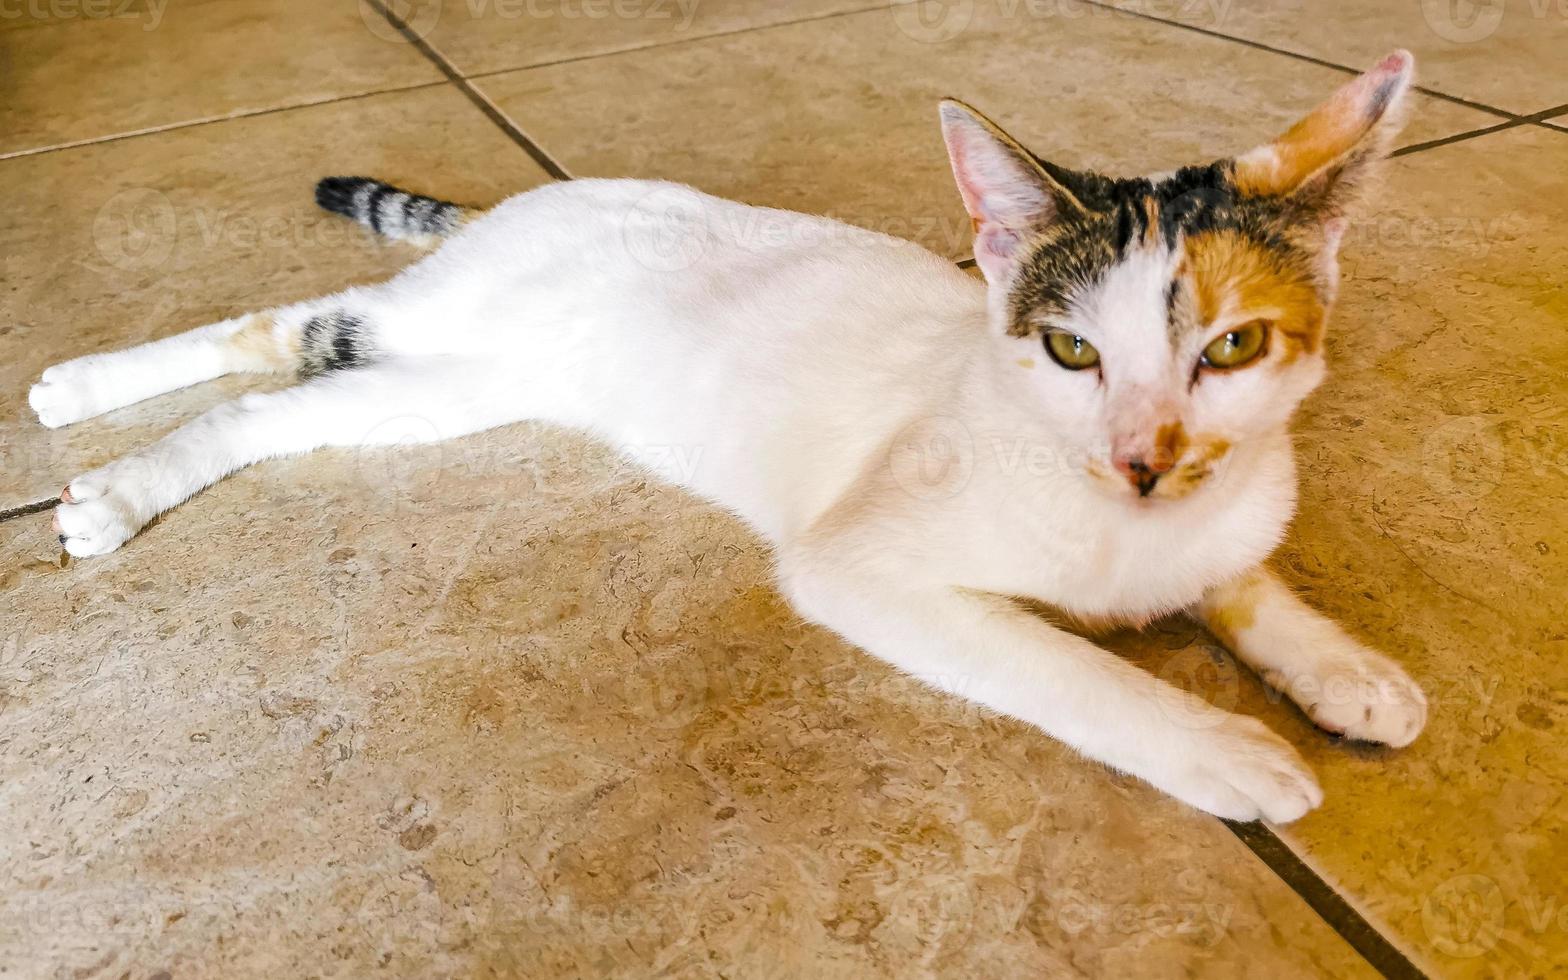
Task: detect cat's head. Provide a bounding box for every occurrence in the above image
[940,51,1413,503]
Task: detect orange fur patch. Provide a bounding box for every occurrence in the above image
[1184,230,1324,358]
[221,313,294,373]
[1201,569,1268,648]
[1153,421,1189,472]
[1154,435,1230,500]
[1232,59,1399,197]
[1188,436,1231,469]
[1141,195,1160,249]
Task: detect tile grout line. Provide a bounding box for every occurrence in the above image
[1392,118,1529,157]
[1395,103,1568,155]
[1527,103,1568,133]
[1225,821,1429,980]
[364,0,571,180]
[0,80,451,163]
[1076,0,1521,122]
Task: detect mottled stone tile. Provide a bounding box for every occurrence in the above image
[0,0,440,155]
[475,0,1498,259]
[1273,125,1568,977]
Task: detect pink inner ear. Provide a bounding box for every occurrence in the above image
[941,108,1058,283]
[946,127,1036,228]
[974,225,1024,283]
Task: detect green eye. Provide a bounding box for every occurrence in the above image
[1044,332,1101,371]
[1200,321,1269,369]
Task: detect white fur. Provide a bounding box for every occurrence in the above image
[27,177,1425,822]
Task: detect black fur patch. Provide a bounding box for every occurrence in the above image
[300,310,369,376]
[1007,157,1314,337]
[366,184,392,235]
[314,176,467,241]
[314,176,370,219]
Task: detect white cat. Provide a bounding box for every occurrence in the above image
[27,52,1428,823]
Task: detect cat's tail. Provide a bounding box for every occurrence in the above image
[314,176,476,246]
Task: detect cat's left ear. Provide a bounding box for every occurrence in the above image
[940,99,1086,287]
[1233,50,1414,222]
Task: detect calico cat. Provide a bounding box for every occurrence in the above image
[28,52,1427,823]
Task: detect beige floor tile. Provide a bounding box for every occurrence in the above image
[0,84,551,504]
[1265,125,1567,977]
[476,1,1498,259]
[0,0,441,156]
[420,0,890,77]
[1108,0,1568,115]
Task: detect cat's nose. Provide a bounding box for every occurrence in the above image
[1113,451,1175,497]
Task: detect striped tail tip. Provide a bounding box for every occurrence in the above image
[313,176,471,245]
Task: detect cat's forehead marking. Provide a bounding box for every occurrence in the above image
[1008,159,1321,349]
[1185,229,1326,358]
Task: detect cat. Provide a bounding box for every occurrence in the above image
[27,52,1428,823]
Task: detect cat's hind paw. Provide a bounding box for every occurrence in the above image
[52,472,148,557]
[29,362,103,429]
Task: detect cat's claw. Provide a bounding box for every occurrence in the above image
[53,470,146,557]
[1160,716,1324,824]
[1302,649,1427,747]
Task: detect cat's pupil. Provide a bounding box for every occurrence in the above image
[1225,331,1240,349]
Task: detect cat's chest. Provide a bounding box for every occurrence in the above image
[954,462,1294,620]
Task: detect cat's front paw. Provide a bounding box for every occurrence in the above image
[53,469,152,557]
[1158,716,1323,824]
[29,361,102,429]
[1299,647,1427,748]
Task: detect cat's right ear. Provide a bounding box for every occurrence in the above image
[939,100,1085,287]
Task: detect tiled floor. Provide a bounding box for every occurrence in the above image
[1,1,1564,977]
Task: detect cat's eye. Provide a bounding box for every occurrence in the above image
[1200,320,1269,370]
[1044,332,1101,371]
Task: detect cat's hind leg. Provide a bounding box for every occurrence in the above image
[54,355,523,557]
[28,291,378,429]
